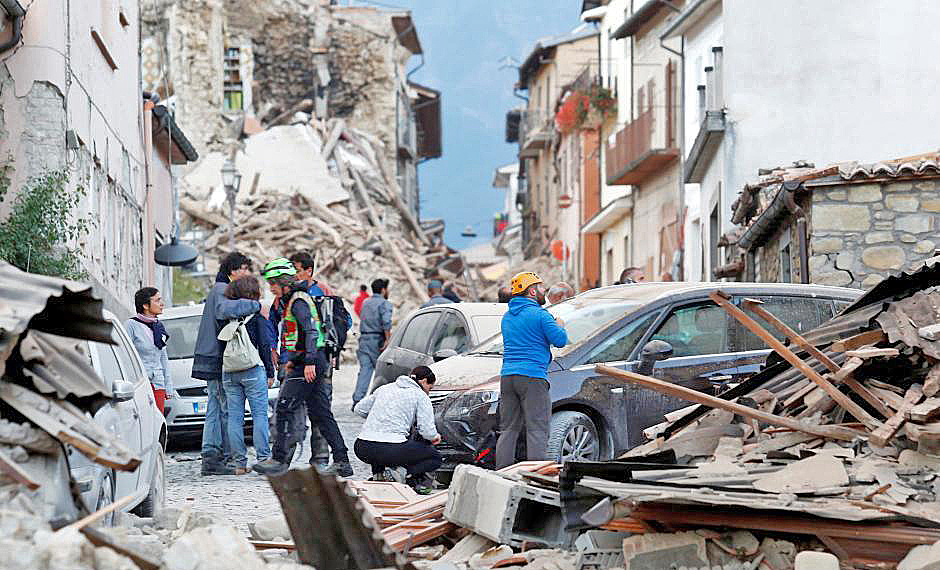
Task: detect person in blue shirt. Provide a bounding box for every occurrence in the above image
[495,272,568,468]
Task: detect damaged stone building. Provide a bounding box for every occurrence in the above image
[141,0,441,227]
[0,0,198,315]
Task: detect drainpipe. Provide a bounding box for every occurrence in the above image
[660,29,685,279]
[0,0,26,55]
[783,190,810,284]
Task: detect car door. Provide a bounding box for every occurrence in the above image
[93,340,142,491]
[732,295,838,377]
[428,310,471,362]
[376,310,443,384]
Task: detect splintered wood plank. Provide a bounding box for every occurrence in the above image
[831,357,892,419]
[846,348,900,359]
[870,385,924,447]
[830,330,888,353]
[711,291,882,431]
[594,364,861,441]
[867,386,906,411]
[905,398,940,424]
[0,447,40,490]
[348,481,421,506]
[742,298,841,373]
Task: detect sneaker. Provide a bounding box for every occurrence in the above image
[389,466,407,484]
[406,474,434,495]
[201,461,235,476]
[252,459,289,476]
[368,469,394,482]
[323,460,354,478]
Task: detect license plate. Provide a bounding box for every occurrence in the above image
[193,401,205,414]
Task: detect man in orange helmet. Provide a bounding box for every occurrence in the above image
[494,272,568,468]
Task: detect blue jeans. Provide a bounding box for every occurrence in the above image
[222,365,271,467]
[201,378,230,461]
[354,336,382,404]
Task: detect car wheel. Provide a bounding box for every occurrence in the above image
[94,469,116,526]
[132,445,166,518]
[546,411,600,463]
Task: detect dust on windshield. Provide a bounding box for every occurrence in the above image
[469,299,640,357]
[163,315,202,360]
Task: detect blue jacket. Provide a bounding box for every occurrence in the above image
[500,297,568,379]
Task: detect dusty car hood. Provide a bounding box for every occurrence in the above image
[429,353,501,391]
[168,358,202,389]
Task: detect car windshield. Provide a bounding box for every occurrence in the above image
[468,298,641,356]
[163,315,202,360]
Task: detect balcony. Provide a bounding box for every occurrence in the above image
[519,109,553,158]
[605,105,679,186]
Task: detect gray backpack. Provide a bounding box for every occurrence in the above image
[218,314,262,373]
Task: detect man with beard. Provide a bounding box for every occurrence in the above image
[494,272,568,468]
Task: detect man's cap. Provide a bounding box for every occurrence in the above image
[427,279,443,289]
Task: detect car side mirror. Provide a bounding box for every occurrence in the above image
[433,348,459,362]
[637,340,674,376]
[112,380,135,402]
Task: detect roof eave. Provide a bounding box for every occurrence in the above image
[613,0,668,39]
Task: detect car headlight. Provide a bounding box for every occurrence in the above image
[443,390,500,420]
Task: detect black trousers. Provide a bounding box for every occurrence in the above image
[273,351,348,463]
[354,438,442,477]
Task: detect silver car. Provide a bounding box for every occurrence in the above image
[161,304,279,440]
[69,310,168,521]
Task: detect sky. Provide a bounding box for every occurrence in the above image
[348,0,583,250]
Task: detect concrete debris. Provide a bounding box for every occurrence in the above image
[900,540,940,570]
[467,545,514,570]
[247,514,291,542]
[164,525,267,570]
[793,550,839,570]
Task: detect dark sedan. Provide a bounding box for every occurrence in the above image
[430,282,861,471]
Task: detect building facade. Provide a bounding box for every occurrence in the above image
[0,0,195,315]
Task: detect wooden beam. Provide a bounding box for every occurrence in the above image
[320,118,346,160]
[742,298,840,372]
[830,330,887,353]
[60,494,137,532]
[0,448,40,490]
[846,348,900,359]
[594,364,861,441]
[711,291,882,431]
[249,540,297,551]
[870,385,923,447]
[905,397,940,424]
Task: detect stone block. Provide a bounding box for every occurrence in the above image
[813,205,870,231]
[915,240,936,254]
[865,231,893,243]
[808,255,830,272]
[847,184,882,202]
[862,245,906,270]
[898,540,940,570]
[623,532,708,570]
[901,234,918,243]
[826,190,846,201]
[812,237,842,254]
[875,211,897,220]
[795,551,839,570]
[164,525,265,570]
[886,181,914,192]
[896,214,933,234]
[248,514,291,541]
[921,199,940,213]
[886,195,920,212]
[813,270,852,287]
[835,251,854,270]
[874,221,894,230]
[873,203,885,211]
[861,274,885,289]
[915,180,937,192]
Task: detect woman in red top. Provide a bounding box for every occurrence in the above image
[353,284,369,317]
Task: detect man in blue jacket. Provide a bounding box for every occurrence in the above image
[495,272,568,468]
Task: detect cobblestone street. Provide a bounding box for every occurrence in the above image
[165,366,370,533]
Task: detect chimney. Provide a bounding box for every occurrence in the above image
[712,46,724,110]
[704,66,715,112]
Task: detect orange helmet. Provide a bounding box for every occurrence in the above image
[510,271,543,295]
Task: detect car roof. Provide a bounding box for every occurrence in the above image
[575,282,862,304]
[418,302,507,317]
[162,303,205,319]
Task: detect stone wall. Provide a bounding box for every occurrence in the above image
[807,178,940,289]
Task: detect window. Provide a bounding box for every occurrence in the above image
[399,312,440,353]
[650,304,731,358]
[779,228,792,283]
[606,248,614,285]
[585,311,660,364]
[164,315,202,360]
[709,202,719,279]
[223,46,243,111]
[623,235,631,269]
[735,297,832,352]
[95,343,124,383]
[430,313,469,354]
[113,329,145,385]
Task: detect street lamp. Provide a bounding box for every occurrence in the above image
[221,158,242,248]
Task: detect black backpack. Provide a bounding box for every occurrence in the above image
[313,295,351,359]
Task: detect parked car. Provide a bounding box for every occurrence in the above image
[368,303,508,392]
[68,310,168,520]
[161,304,279,439]
[431,282,861,472]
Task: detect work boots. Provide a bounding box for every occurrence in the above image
[252,458,290,476]
[201,454,235,476]
[320,460,354,477]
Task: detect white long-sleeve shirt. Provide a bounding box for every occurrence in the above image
[354,375,439,443]
[125,318,173,393]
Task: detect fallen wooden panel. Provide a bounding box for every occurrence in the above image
[0,382,140,470]
[870,385,924,447]
[907,398,940,423]
[594,364,861,442]
[846,347,900,359]
[830,330,887,353]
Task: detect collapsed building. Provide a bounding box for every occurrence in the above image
[140,0,446,316]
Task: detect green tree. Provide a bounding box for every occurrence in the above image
[0,169,91,280]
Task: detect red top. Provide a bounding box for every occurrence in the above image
[353,291,369,317]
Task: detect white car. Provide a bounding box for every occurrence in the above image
[69,311,168,520]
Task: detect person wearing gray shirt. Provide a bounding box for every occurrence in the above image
[420,279,451,309]
[126,287,173,415]
[353,278,393,406]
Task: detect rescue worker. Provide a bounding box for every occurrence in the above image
[420,279,451,308]
[546,282,575,305]
[253,258,353,477]
[353,278,392,407]
[495,272,568,468]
